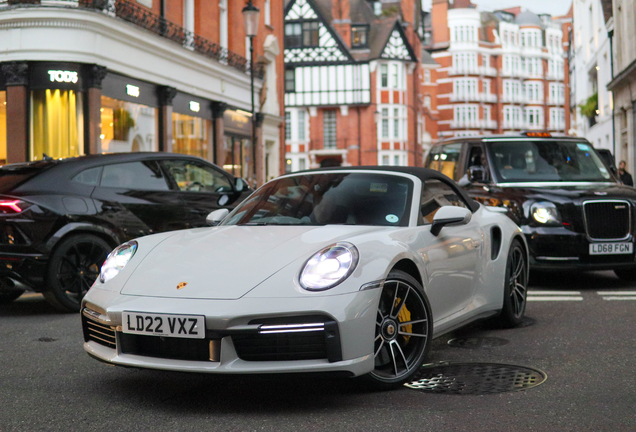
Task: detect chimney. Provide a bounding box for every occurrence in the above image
[432,0,449,45]
[332,0,351,48]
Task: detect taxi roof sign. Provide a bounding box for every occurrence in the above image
[521,132,552,138]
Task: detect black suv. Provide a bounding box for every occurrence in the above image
[425,133,636,280]
[0,152,250,311]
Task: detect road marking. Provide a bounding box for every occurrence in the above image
[597,291,636,301]
[596,291,636,295]
[527,291,583,302]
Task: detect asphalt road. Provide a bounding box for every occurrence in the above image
[1,270,635,432]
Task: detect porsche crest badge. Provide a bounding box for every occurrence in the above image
[177,282,188,290]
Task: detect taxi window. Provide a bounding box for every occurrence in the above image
[425,143,462,181]
[419,179,469,225]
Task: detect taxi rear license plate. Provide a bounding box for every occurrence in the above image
[122,312,205,339]
[589,243,633,255]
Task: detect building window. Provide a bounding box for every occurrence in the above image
[285,69,295,92]
[323,110,336,149]
[393,108,399,139]
[285,158,292,173]
[298,110,305,140]
[424,95,431,108]
[302,21,320,47]
[31,89,84,160]
[99,95,157,154]
[381,108,389,138]
[285,111,291,140]
[351,25,368,48]
[424,69,431,83]
[284,23,302,48]
[382,155,389,165]
[172,113,211,160]
[299,158,306,171]
[380,64,388,87]
[392,64,399,88]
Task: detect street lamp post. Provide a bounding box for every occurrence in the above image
[242,0,260,187]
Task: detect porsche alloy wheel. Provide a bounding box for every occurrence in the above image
[368,270,432,387]
[43,234,111,312]
[498,240,528,328]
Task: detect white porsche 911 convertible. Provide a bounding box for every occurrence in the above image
[82,167,528,387]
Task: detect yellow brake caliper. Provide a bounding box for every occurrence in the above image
[395,298,412,344]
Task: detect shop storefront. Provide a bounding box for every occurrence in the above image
[100,72,159,153]
[223,109,253,179]
[172,92,213,160]
[28,62,84,160]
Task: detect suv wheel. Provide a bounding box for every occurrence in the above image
[43,234,111,312]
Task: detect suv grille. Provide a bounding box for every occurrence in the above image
[584,200,631,240]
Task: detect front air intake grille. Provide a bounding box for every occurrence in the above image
[82,316,116,349]
[233,331,328,361]
[119,334,210,361]
[232,317,342,362]
[584,200,631,240]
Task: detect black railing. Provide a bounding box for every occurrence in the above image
[2,0,264,79]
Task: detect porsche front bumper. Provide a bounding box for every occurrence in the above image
[81,287,379,377]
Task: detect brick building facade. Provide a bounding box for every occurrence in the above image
[283,0,426,170]
[423,0,571,142]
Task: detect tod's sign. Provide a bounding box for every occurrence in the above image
[48,70,79,84]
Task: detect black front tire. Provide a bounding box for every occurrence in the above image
[614,268,636,282]
[498,239,528,328]
[43,234,111,312]
[365,270,432,389]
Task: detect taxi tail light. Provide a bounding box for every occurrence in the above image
[0,200,30,214]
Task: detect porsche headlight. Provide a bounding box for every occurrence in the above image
[300,242,359,291]
[99,241,138,283]
[531,202,561,226]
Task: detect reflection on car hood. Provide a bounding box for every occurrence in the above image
[120,225,378,299]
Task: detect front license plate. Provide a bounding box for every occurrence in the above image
[589,242,634,255]
[122,312,205,339]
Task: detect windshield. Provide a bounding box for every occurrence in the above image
[222,172,413,227]
[488,141,613,183]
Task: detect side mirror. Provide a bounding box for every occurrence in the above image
[206,208,229,226]
[467,166,486,183]
[430,206,472,236]
[235,178,248,192]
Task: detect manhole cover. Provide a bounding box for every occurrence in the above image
[447,337,509,348]
[405,363,547,395]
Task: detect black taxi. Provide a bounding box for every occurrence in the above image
[424,132,636,280]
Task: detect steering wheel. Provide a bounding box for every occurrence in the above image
[186,181,204,191]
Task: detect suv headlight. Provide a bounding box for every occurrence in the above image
[99,241,138,283]
[531,202,561,226]
[300,242,359,291]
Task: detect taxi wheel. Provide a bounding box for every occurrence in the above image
[613,268,636,282]
[498,239,528,328]
[43,234,111,313]
[366,270,432,389]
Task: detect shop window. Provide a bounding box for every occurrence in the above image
[223,136,250,179]
[31,90,83,161]
[0,92,5,164]
[172,112,211,160]
[100,96,157,153]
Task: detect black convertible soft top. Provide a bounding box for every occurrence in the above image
[283,165,480,212]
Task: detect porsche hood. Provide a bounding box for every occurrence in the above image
[120,225,377,299]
